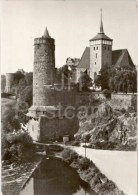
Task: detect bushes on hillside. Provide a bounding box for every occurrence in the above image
[19,86,33,107]
[62,148,78,164]
[71,140,80,146]
[3,131,35,163]
[61,148,123,195]
[78,157,91,170]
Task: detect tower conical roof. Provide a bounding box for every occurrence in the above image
[44,27,51,38]
[100,9,104,33]
[89,9,112,41]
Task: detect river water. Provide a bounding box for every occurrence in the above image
[20,157,97,195]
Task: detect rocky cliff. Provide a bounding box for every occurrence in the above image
[75,101,137,150]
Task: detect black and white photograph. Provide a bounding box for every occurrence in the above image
[1,0,137,195]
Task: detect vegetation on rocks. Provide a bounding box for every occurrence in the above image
[75,98,137,150]
[61,148,125,195]
[1,98,35,164]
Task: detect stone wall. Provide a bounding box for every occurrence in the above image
[40,116,79,141]
[33,86,76,107]
[28,115,79,142]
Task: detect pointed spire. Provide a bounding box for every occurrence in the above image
[44,27,51,38]
[100,8,104,33]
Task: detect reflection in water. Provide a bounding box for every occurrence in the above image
[20,158,97,195]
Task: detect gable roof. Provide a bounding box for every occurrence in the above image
[112,49,134,67]
[77,48,134,70]
[77,47,90,69]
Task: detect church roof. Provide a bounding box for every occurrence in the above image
[90,33,112,41]
[77,47,90,69]
[77,48,134,70]
[112,49,134,67]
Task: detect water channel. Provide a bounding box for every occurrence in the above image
[20,157,97,195]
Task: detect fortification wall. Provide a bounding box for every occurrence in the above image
[28,115,79,142]
[40,116,79,141]
[33,86,76,107]
[5,73,15,93]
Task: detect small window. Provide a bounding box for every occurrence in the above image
[105,46,106,50]
[95,62,96,65]
[94,47,95,50]
[108,46,110,50]
[97,46,98,50]
[96,53,97,58]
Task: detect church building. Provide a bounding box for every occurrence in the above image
[76,10,135,85]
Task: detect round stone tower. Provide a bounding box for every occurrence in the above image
[33,27,55,106]
[5,73,15,93]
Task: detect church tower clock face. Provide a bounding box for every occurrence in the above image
[89,9,113,82]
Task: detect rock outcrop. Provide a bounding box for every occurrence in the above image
[75,102,137,150]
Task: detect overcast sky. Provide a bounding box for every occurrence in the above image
[1,0,138,74]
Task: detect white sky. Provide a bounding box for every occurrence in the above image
[1,0,138,74]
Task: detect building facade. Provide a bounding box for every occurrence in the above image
[89,12,112,80]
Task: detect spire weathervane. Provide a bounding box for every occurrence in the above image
[100,8,104,33]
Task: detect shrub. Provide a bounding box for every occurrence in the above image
[102,89,111,99]
[121,108,126,114]
[5,131,35,163]
[98,180,116,193]
[19,85,33,107]
[71,140,80,146]
[79,157,91,170]
[62,148,78,163]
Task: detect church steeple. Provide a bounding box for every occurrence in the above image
[44,27,51,38]
[100,9,104,34]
